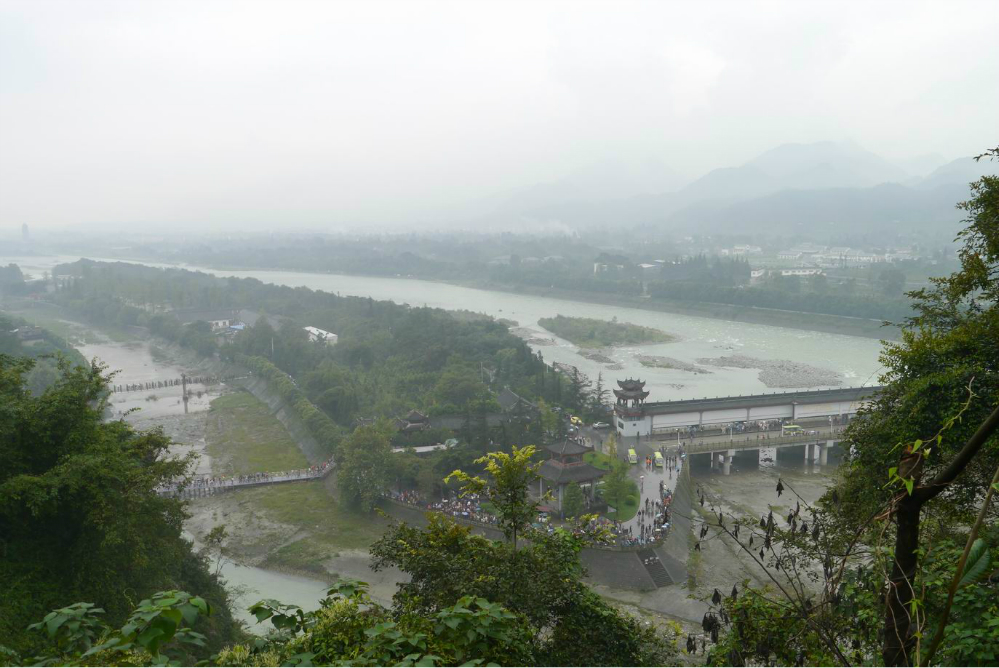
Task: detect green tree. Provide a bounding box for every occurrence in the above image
[562,482,585,518]
[605,431,619,458]
[840,160,999,665]
[808,272,829,294]
[537,397,559,438]
[447,445,542,551]
[704,154,999,668]
[879,267,907,296]
[433,357,491,411]
[601,459,634,520]
[336,424,392,511]
[0,355,240,654]
[373,449,680,666]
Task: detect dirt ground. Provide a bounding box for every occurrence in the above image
[684,450,838,604]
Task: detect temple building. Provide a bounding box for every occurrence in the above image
[395,409,430,433]
[613,378,649,436]
[614,378,649,407]
[538,438,606,514]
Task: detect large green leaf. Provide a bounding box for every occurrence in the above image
[958,539,992,588]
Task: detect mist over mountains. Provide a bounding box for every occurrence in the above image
[466,142,998,238]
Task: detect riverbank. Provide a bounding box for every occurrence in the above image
[3,254,901,341]
[461,280,900,340]
[132,256,900,339]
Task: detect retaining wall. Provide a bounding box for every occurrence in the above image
[235,376,327,464]
[661,461,693,566]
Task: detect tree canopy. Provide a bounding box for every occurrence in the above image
[0,354,240,656]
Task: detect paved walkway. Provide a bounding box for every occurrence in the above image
[622,448,682,539]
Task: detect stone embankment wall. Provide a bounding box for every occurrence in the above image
[235,376,327,465]
[662,461,693,565]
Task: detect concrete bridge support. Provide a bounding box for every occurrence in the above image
[722,449,735,475]
[821,440,834,466]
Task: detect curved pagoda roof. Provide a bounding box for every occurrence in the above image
[617,378,646,391]
[613,388,650,401]
[405,409,429,423]
[545,438,593,457]
[538,460,606,484]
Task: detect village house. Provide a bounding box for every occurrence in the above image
[304,326,338,345]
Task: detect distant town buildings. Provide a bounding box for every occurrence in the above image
[21,223,29,241]
[721,245,762,256]
[593,262,626,274]
[780,268,824,277]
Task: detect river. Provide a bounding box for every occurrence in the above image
[4,254,885,401]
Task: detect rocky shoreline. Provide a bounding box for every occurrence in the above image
[635,355,711,374]
[695,354,842,388]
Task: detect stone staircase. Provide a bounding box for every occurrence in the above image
[638,548,673,587]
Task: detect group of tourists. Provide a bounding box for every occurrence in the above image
[157,457,333,495]
[620,445,684,547]
[634,479,674,546]
[389,489,500,526]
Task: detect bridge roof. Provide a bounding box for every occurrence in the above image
[639,386,882,416]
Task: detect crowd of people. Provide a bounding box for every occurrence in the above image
[157,457,334,494]
[388,489,500,526]
[389,443,688,551]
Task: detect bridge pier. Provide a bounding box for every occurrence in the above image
[721,449,735,475]
[820,440,833,466]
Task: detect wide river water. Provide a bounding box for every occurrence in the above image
[5,254,886,401]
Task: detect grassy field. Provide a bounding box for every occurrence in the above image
[204,390,388,576]
[206,391,309,475]
[609,490,639,522]
[245,483,390,575]
[538,314,676,348]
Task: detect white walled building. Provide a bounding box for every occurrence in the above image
[304,326,338,345]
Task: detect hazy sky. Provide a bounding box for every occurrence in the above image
[1,0,998,231]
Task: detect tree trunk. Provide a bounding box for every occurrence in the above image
[883,496,923,666]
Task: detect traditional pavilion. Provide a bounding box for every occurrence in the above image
[614,378,649,407]
[395,409,430,433]
[538,438,606,514]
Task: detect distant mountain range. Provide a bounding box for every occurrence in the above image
[462,142,998,238]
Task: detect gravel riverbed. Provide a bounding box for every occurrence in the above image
[695,354,842,388]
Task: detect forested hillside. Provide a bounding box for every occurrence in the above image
[0,312,88,394]
[0,353,242,656]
